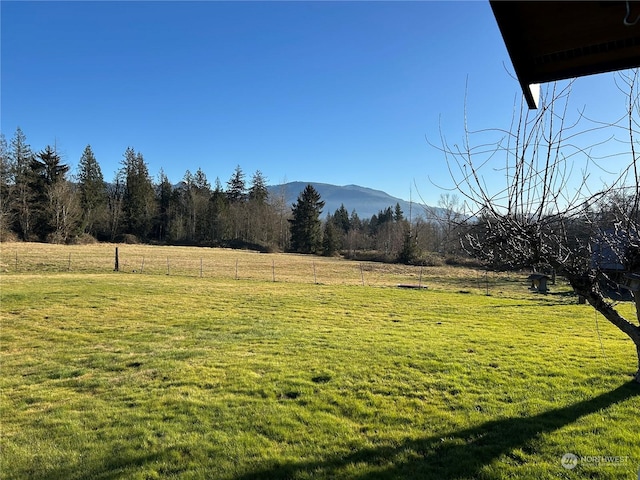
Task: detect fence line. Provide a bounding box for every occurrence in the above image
[1,243,508,291]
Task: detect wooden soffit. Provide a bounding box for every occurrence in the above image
[490,1,640,108]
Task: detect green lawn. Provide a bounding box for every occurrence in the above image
[1,255,639,479]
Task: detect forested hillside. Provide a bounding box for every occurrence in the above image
[0,128,466,262]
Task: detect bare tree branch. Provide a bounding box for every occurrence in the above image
[434,71,640,382]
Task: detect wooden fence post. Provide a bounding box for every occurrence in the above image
[114,247,119,272]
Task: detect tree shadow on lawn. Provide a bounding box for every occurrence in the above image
[236,381,639,480]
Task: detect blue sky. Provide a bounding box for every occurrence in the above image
[1,1,634,206]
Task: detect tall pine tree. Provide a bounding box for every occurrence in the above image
[322,214,340,256]
[29,145,71,240]
[121,147,155,239]
[246,170,271,246]
[248,170,269,203]
[289,184,324,254]
[0,134,11,238]
[9,128,35,239]
[77,145,107,236]
[226,165,246,202]
[333,204,350,234]
[181,168,211,242]
[154,169,173,242]
[209,177,228,243]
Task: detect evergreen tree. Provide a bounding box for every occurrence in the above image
[0,134,11,237]
[0,133,10,190]
[154,169,173,241]
[209,177,229,242]
[248,170,269,203]
[181,167,211,242]
[121,147,155,239]
[32,145,69,184]
[397,222,418,264]
[289,184,324,254]
[77,145,107,236]
[394,203,404,222]
[379,206,394,225]
[9,127,35,239]
[322,214,340,256]
[213,177,224,193]
[226,165,246,202]
[368,207,394,236]
[29,145,71,240]
[193,167,210,191]
[245,170,271,246]
[350,210,362,230]
[333,204,350,233]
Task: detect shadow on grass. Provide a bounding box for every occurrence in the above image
[235,381,639,480]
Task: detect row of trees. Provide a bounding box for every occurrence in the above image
[0,128,465,262]
[0,130,292,249]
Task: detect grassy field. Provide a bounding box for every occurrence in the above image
[0,242,488,288]
[1,243,639,479]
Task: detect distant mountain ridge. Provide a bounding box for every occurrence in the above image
[266,181,432,220]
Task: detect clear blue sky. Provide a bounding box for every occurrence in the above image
[1,1,633,206]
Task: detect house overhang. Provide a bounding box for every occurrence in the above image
[490,1,640,108]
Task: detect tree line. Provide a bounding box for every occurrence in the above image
[0,128,466,262]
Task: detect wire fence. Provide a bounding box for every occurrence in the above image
[0,242,515,292]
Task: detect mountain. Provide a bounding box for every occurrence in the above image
[266,182,433,220]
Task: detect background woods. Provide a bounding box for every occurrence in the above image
[0,129,468,263]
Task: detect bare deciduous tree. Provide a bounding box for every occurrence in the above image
[435,72,640,382]
[47,179,81,243]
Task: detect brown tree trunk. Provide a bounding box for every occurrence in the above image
[636,344,640,384]
[635,292,640,383]
[579,284,640,383]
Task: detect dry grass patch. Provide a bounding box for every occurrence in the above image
[2,242,504,291]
